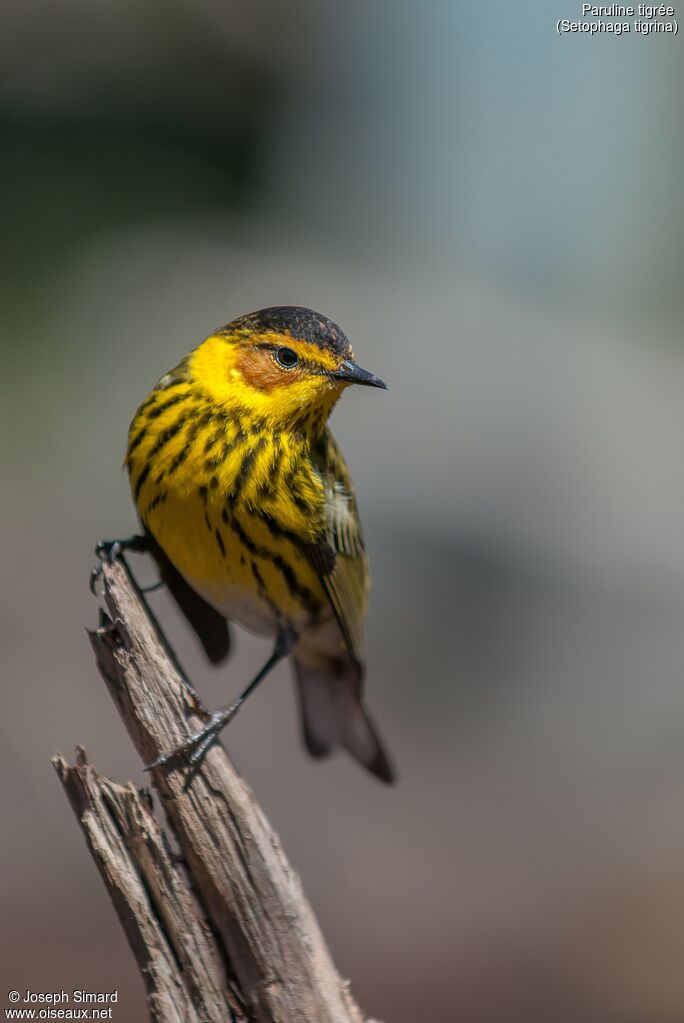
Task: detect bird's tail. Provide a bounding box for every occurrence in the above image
[293,660,396,784]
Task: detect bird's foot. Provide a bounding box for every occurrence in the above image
[90,535,147,595]
[144,703,241,772]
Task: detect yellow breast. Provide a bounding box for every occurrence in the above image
[126,377,329,635]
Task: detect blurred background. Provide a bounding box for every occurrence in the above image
[2,1,684,1020]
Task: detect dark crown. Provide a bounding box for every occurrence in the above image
[226,306,351,357]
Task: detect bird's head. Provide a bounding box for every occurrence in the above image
[190,306,386,434]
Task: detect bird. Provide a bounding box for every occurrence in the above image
[97,306,395,783]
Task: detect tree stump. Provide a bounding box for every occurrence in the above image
[53,557,379,1023]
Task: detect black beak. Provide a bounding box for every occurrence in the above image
[332,359,387,389]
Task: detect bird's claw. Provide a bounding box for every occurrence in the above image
[90,535,147,596]
[144,705,240,772]
[90,541,119,595]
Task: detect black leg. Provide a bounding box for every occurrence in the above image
[144,628,298,771]
[140,579,164,594]
[90,534,148,594]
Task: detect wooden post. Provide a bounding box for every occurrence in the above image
[53,558,379,1023]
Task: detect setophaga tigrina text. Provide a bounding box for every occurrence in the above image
[116,306,394,782]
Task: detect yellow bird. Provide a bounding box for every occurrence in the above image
[98,307,395,783]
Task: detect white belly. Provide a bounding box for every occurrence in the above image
[186,573,345,664]
[185,574,318,640]
[185,576,278,637]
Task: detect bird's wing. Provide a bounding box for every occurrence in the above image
[307,430,369,669]
[145,528,231,665]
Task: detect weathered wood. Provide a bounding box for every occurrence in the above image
[54,557,377,1023]
[53,748,242,1023]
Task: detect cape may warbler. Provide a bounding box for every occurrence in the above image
[101,306,395,783]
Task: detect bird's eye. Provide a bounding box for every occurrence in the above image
[275,347,299,369]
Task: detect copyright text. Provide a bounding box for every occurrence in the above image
[5,991,118,1021]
